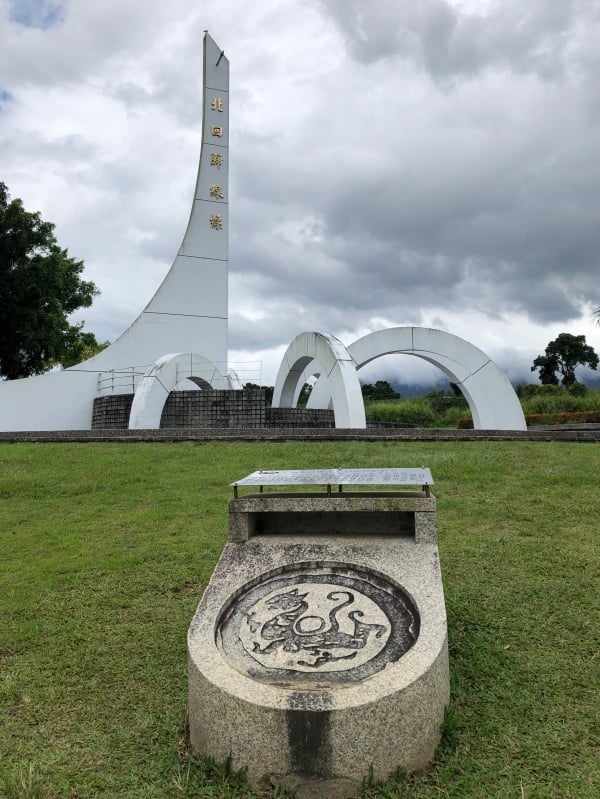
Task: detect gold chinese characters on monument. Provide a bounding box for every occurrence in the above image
[207,97,225,227]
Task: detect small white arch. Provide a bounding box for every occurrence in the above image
[308,327,526,430]
[228,368,244,391]
[129,352,230,429]
[272,332,366,428]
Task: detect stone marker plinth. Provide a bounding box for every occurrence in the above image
[188,469,449,799]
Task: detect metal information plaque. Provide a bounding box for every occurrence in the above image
[232,468,433,492]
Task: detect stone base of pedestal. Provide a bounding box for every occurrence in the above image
[188,491,449,797]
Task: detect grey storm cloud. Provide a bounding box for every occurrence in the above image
[316,0,578,80]
[225,0,600,353]
[2,0,600,386]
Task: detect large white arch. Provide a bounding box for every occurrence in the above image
[306,327,526,430]
[129,352,230,429]
[272,332,366,428]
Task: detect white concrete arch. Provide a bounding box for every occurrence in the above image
[272,332,366,428]
[129,352,230,429]
[307,327,526,431]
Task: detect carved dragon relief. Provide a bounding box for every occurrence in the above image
[217,567,419,682]
[242,585,391,672]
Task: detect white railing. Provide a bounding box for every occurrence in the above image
[96,367,150,395]
[227,361,263,385]
[97,360,264,394]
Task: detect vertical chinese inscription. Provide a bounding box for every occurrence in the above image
[207,92,225,225]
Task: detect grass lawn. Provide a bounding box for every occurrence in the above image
[0,441,598,799]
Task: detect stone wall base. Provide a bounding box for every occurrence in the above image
[92,389,335,429]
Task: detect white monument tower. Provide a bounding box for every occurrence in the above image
[0,34,527,432]
[0,33,230,431]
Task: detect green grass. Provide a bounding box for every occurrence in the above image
[1,442,598,798]
[364,388,600,427]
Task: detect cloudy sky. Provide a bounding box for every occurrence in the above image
[2,0,600,388]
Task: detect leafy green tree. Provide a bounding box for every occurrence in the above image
[515,383,562,399]
[426,385,467,413]
[56,330,110,369]
[361,380,400,401]
[567,380,587,398]
[243,383,274,404]
[531,333,598,389]
[0,182,101,378]
[297,382,312,407]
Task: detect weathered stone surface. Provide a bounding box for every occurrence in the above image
[188,491,449,794]
[228,493,436,543]
[3,426,599,442]
[271,774,359,799]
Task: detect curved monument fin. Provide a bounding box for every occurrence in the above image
[0,33,230,431]
[88,30,230,374]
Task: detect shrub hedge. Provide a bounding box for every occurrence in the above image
[456,410,600,429]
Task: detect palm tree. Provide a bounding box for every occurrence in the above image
[595,308,600,326]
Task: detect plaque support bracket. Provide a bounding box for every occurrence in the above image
[228,468,436,544]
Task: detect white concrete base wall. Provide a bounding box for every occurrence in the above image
[0,314,229,431]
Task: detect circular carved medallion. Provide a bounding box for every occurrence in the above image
[217,564,419,685]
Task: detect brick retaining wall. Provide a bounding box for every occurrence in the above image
[92,394,134,429]
[266,407,334,428]
[160,389,267,428]
[92,389,336,429]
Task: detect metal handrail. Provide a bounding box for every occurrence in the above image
[97,360,264,394]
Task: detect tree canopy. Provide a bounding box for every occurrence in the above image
[243,383,274,404]
[242,382,312,407]
[531,333,598,388]
[360,380,400,401]
[0,182,104,379]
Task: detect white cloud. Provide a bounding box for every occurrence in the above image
[1,0,599,388]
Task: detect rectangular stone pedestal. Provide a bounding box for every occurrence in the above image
[188,472,449,799]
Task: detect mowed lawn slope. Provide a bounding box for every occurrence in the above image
[1,442,598,799]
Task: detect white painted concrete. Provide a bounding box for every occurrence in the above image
[306,327,526,431]
[0,33,230,431]
[0,35,526,436]
[272,332,366,428]
[129,353,229,429]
